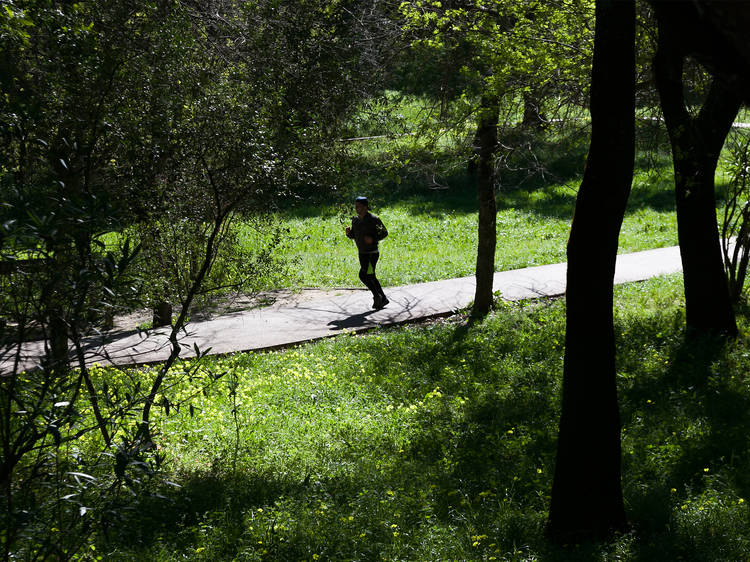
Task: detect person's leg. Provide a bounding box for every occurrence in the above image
[367,253,385,296]
[365,253,388,308]
[358,254,378,296]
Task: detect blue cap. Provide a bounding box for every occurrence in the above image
[354,196,369,206]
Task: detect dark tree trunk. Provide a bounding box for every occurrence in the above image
[547,0,633,541]
[653,22,741,337]
[152,301,173,327]
[45,242,71,377]
[47,310,69,377]
[472,95,499,317]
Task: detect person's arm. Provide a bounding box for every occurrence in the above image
[345,219,355,239]
[374,217,388,240]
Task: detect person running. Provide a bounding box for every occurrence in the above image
[345,196,389,309]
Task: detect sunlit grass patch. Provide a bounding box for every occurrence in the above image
[221,118,687,290]
[242,171,680,290]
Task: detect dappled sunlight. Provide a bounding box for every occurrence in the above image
[26,274,750,560]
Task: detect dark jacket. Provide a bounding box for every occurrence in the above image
[347,212,388,253]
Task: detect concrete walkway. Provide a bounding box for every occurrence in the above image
[7,245,684,371]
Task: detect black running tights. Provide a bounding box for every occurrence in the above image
[358,253,385,298]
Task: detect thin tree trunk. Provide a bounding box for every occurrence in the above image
[547,0,633,541]
[47,311,69,377]
[522,89,546,129]
[47,246,70,378]
[138,158,234,445]
[654,28,741,337]
[472,95,499,317]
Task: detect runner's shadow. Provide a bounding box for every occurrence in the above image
[327,309,378,330]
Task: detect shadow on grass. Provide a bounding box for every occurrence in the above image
[101,301,750,560]
[616,313,750,559]
[282,124,678,223]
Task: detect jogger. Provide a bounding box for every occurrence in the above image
[345,196,389,309]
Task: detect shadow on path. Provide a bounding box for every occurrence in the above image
[327,309,378,330]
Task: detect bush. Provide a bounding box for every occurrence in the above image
[721,131,750,303]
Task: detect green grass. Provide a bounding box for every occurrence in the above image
[231,107,750,294]
[12,99,750,560]
[233,117,691,291]
[244,170,679,289]
[85,273,750,561]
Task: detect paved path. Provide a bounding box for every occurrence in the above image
[6,245,684,371]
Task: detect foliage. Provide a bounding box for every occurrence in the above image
[1,0,386,558]
[721,130,750,304]
[133,215,294,311]
[391,0,594,173]
[0,190,143,559]
[398,0,594,98]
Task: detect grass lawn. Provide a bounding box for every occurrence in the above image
[236,117,737,291]
[231,112,750,294]
[90,274,750,561]
[240,164,681,290]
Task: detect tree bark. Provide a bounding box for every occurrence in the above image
[653,23,741,337]
[547,0,633,541]
[472,95,499,317]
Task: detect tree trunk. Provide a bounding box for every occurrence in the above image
[152,301,173,328]
[47,310,69,377]
[45,243,71,378]
[472,95,499,317]
[522,89,546,129]
[654,27,741,337]
[547,0,633,541]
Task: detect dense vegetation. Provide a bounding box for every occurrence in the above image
[3,0,750,558]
